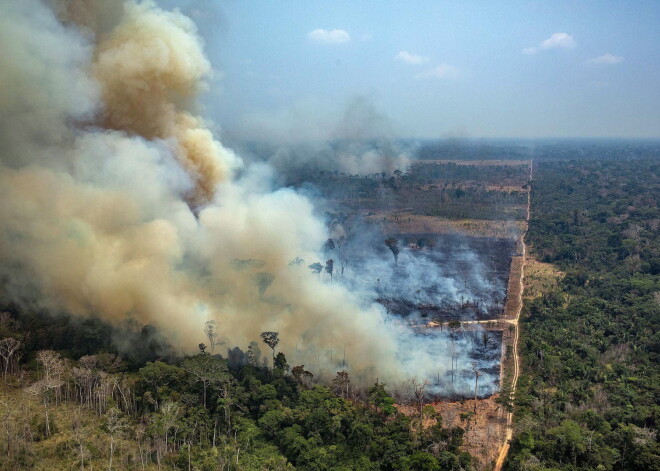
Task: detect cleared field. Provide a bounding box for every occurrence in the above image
[343,233,514,322]
[364,212,525,239]
[523,258,563,299]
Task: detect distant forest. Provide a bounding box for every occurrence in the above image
[416,139,660,162]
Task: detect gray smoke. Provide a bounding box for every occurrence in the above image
[0,0,502,398]
[227,97,414,181]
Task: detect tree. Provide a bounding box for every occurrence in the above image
[325,259,334,282]
[0,337,21,383]
[137,361,187,411]
[254,272,275,297]
[384,238,400,265]
[181,354,228,408]
[274,352,289,372]
[308,262,323,280]
[70,410,90,471]
[481,332,490,350]
[246,341,261,366]
[323,238,335,253]
[332,371,351,399]
[104,407,128,470]
[260,332,280,367]
[367,381,396,416]
[495,383,513,413]
[547,420,587,468]
[447,320,461,331]
[406,452,440,471]
[156,401,181,450]
[471,362,481,414]
[448,321,461,383]
[460,411,475,445]
[410,378,429,424]
[204,320,219,353]
[291,365,314,388]
[24,350,66,437]
[337,235,346,264]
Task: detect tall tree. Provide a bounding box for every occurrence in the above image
[260,332,280,367]
[288,256,304,266]
[274,352,289,372]
[181,354,228,408]
[203,320,219,353]
[410,378,429,425]
[332,370,351,399]
[471,362,481,414]
[24,350,66,437]
[325,259,334,282]
[384,238,400,265]
[291,365,314,388]
[0,337,21,383]
[104,407,128,470]
[308,262,323,280]
[246,341,261,366]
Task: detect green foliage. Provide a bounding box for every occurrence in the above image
[0,338,474,470]
[367,382,397,416]
[403,451,441,470]
[274,352,289,372]
[507,159,660,471]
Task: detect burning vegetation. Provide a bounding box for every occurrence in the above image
[0,0,526,403]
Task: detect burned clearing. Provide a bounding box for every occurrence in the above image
[341,233,515,322]
[374,234,515,322]
[414,330,503,399]
[330,230,515,399]
[309,160,530,402]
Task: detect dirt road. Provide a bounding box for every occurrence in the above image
[493,160,532,471]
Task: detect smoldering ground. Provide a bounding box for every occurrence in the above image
[304,222,510,397]
[332,230,513,320]
[0,0,501,397]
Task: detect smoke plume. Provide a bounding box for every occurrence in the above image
[0,0,395,377]
[0,0,497,396]
[229,97,413,181]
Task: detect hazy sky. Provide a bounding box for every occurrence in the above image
[171,1,660,139]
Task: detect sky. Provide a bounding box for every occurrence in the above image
[165,0,660,140]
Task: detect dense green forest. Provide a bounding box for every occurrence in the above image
[506,159,660,470]
[0,310,473,470]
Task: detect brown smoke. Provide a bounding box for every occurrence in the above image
[65,0,238,206]
[50,0,125,36]
[0,0,410,384]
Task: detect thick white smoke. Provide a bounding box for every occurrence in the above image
[0,0,398,380]
[0,0,492,395]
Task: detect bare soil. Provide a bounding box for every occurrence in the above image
[503,255,524,320]
[523,257,563,299]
